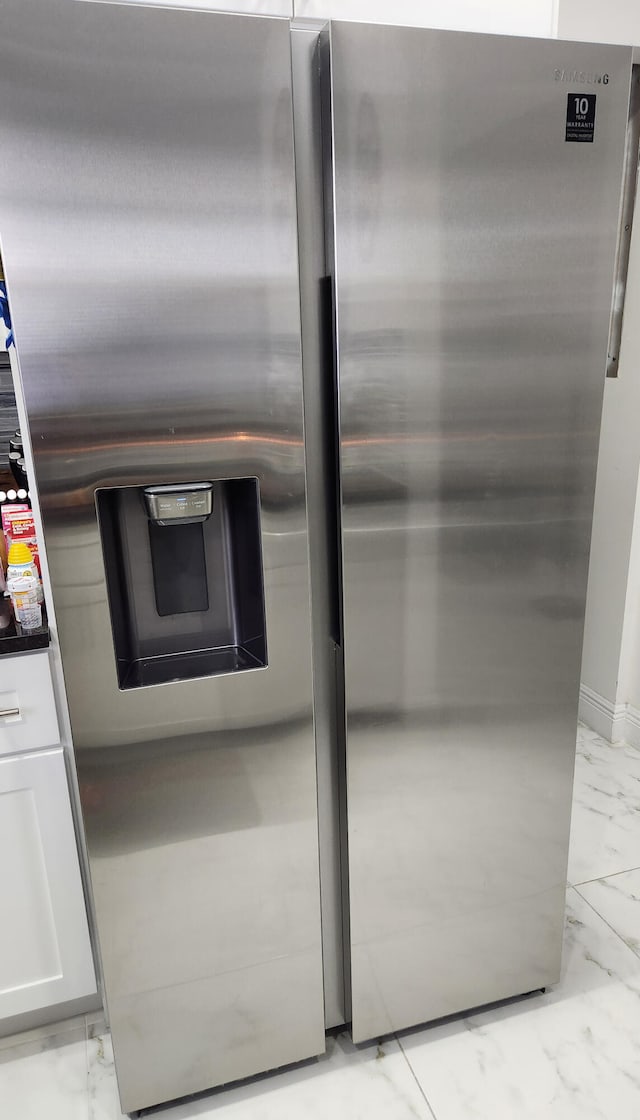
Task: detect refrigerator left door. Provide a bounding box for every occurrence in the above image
[0,2,325,1112]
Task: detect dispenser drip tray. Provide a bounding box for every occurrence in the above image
[120,644,264,689]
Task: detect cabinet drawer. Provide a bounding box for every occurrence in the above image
[0,651,60,756]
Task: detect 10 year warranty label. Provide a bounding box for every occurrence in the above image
[566,93,596,142]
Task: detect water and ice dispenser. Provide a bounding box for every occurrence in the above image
[96,478,267,689]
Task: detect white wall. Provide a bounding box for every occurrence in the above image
[580,228,640,730]
[294,0,556,36]
[617,473,640,710]
[558,0,640,45]
[109,0,557,36]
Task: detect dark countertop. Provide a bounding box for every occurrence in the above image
[0,596,50,655]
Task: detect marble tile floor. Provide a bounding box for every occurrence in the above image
[2,722,640,1120]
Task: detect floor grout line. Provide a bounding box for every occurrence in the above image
[85,1028,91,1120]
[570,865,640,888]
[394,1032,438,1120]
[572,884,640,960]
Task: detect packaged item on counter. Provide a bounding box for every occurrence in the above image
[2,503,30,530]
[0,532,5,595]
[7,573,41,630]
[2,505,41,579]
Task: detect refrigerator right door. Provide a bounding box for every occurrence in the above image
[326,23,633,1041]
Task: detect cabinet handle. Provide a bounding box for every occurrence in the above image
[0,707,20,718]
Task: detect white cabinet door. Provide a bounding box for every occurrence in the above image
[0,651,60,758]
[0,748,96,1020]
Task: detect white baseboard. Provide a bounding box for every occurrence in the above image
[623,704,640,750]
[579,684,640,748]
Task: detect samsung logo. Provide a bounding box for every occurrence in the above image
[555,68,609,84]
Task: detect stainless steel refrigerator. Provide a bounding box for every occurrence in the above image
[0,2,634,1113]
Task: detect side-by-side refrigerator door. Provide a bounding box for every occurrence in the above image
[324,22,633,1042]
[0,3,324,1112]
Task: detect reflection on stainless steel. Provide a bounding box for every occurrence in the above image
[325,22,632,1042]
[0,2,324,1113]
[607,64,640,378]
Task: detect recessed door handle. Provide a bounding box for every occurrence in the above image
[0,707,20,718]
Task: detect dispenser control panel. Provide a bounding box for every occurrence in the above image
[144,483,213,526]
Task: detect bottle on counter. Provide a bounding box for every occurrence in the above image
[6,540,42,629]
[8,574,41,630]
[0,489,29,505]
[10,457,28,490]
[5,430,31,505]
[6,538,38,582]
[6,537,42,601]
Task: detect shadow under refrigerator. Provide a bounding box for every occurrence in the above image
[0,2,634,1113]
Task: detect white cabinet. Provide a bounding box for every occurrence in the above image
[0,748,96,1020]
[0,651,60,758]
